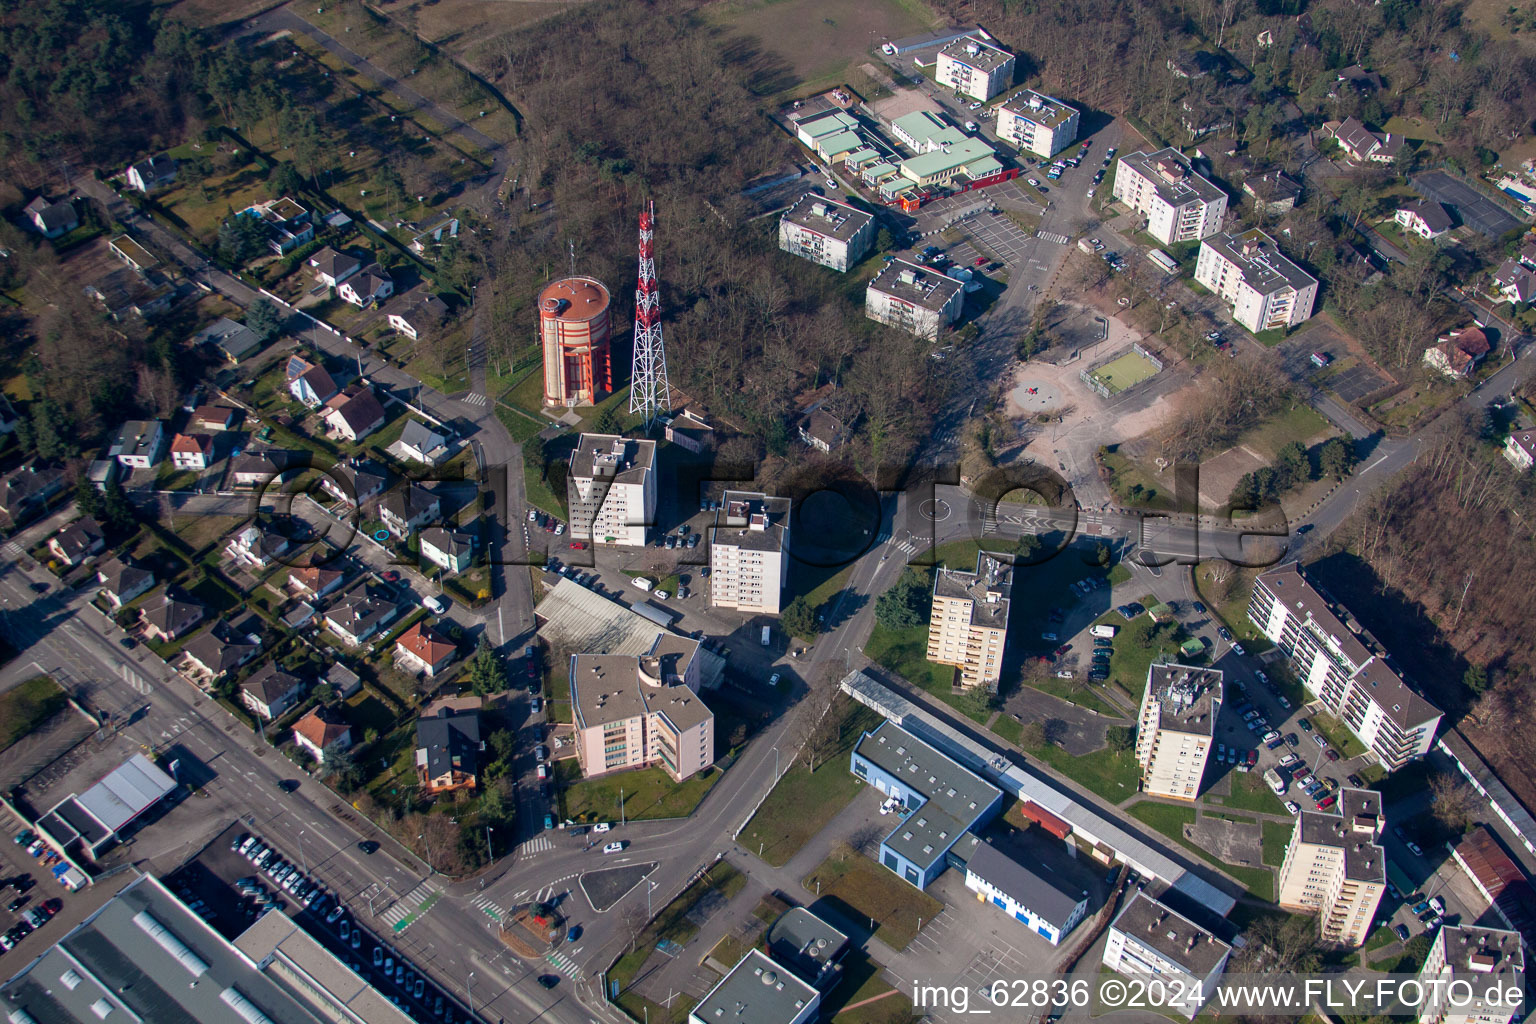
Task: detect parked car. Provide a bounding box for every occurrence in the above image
[1298,718,1312,732]
[1317,795,1337,810]
[1394,924,1411,942]
[1284,801,1300,814]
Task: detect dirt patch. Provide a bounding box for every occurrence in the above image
[1187,814,1265,873]
[707,0,934,90]
[1197,446,1267,509]
[867,85,943,122]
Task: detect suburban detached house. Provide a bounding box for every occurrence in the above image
[1423,326,1491,378]
[292,705,353,764]
[799,408,849,453]
[169,432,216,471]
[324,596,400,646]
[320,458,388,506]
[125,155,177,192]
[140,593,205,643]
[109,235,158,273]
[337,265,395,308]
[381,483,441,538]
[326,661,363,699]
[1241,171,1302,215]
[226,524,292,568]
[230,450,308,489]
[309,247,363,289]
[384,293,450,340]
[394,621,458,677]
[397,420,451,465]
[96,557,155,609]
[1331,64,1384,97]
[1505,429,1536,471]
[322,385,388,442]
[24,196,78,239]
[419,527,474,573]
[48,517,105,566]
[0,465,64,519]
[192,405,238,432]
[241,661,306,720]
[1329,117,1404,164]
[241,197,314,255]
[415,701,483,795]
[182,623,259,683]
[1490,259,1536,305]
[194,317,264,364]
[289,565,346,600]
[287,355,340,408]
[110,419,167,469]
[1395,199,1455,240]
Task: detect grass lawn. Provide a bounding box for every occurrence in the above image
[1020,675,1120,716]
[991,715,1023,745]
[1193,563,1267,645]
[741,700,881,867]
[494,404,546,443]
[1096,612,1184,696]
[1237,403,1334,460]
[522,446,566,518]
[1218,770,1288,815]
[1261,820,1294,867]
[163,514,245,558]
[1129,802,1274,899]
[788,560,856,610]
[864,621,990,719]
[555,761,721,823]
[803,849,941,952]
[1019,733,1140,804]
[824,952,915,1023]
[0,677,68,752]
[1308,710,1368,760]
[1363,924,1398,952]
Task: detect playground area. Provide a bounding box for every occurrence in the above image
[1083,347,1163,397]
[1007,379,1062,414]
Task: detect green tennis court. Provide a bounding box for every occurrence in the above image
[1088,350,1161,395]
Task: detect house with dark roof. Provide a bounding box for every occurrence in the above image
[292,705,352,764]
[1331,65,1384,97]
[1395,199,1455,240]
[96,557,155,608]
[324,596,400,646]
[230,449,308,488]
[327,660,363,698]
[1330,117,1404,163]
[83,265,173,320]
[48,517,105,566]
[419,527,475,573]
[384,292,450,340]
[322,385,387,442]
[181,623,259,682]
[394,622,458,677]
[1505,428,1536,472]
[241,661,306,720]
[381,483,441,538]
[338,265,394,308]
[1242,170,1302,215]
[0,465,64,518]
[1167,49,1219,79]
[1490,258,1536,305]
[799,408,849,453]
[125,155,177,192]
[24,195,78,238]
[110,419,167,469]
[1423,326,1491,378]
[140,593,205,643]
[193,317,264,364]
[308,246,362,289]
[191,405,238,432]
[226,524,292,568]
[320,458,388,506]
[415,704,483,794]
[287,357,340,408]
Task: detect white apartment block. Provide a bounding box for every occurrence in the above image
[1135,664,1221,801]
[1249,564,1442,771]
[927,553,1010,691]
[1103,893,1232,1019]
[1195,229,1318,333]
[995,90,1079,158]
[934,37,1015,101]
[569,636,714,782]
[567,433,657,548]
[1417,925,1525,1024]
[1276,789,1386,947]
[778,194,874,272]
[1111,149,1227,246]
[709,491,790,615]
[866,258,964,342]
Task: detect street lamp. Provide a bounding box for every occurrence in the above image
[297,830,310,875]
[484,825,494,861]
[418,832,433,874]
[466,971,475,1017]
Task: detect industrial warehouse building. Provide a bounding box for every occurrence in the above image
[1111,149,1227,246]
[995,90,1079,158]
[777,194,874,272]
[865,258,964,341]
[37,753,178,858]
[934,36,1016,101]
[1195,229,1318,334]
[962,841,1089,945]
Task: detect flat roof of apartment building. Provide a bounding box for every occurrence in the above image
[1435,925,1526,981]
[570,433,656,482]
[1000,89,1076,129]
[1297,788,1385,883]
[1111,891,1231,975]
[713,490,791,553]
[938,35,1013,72]
[1144,663,1222,734]
[870,258,964,311]
[1120,148,1226,206]
[933,552,1011,628]
[782,194,873,242]
[570,649,712,733]
[1203,229,1316,296]
[1255,563,1440,729]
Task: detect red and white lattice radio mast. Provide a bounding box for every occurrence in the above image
[629,200,672,430]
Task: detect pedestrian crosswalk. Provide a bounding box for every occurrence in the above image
[2,541,24,559]
[873,531,921,556]
[379,879,440,931]
[1036,231,1070,244]
[470,894,502,921]
[462,392,488,407]
[545,950,579,978]
[518,834,553,856]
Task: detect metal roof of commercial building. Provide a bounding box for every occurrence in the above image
[839,670,1238,918]
[76,754,176,833]
[965,841,1086,927]
[536,578,723,687]
[232,911,413,1024]
[690,949,819,1024]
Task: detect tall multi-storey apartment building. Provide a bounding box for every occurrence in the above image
[926,552,1011,691]
[1111,149,1227,246]
[934,36,1015,101]
[1417,925,1525,1024]
[1248,564,1442,771]
[778,194,875,272]
[1135,664,1221,801]
[995,90,1079,158]
[569,634,714,781]
[1195,229,1318,333]
[1103,892,1232,1019]
[709,490,790,615]
[567,433,657,547]
[866,258,964,341]
[1276,788,1386,946]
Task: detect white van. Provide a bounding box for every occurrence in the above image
[632,576,654,592]
[761,626,771,646]
[1090,624,1118,639]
